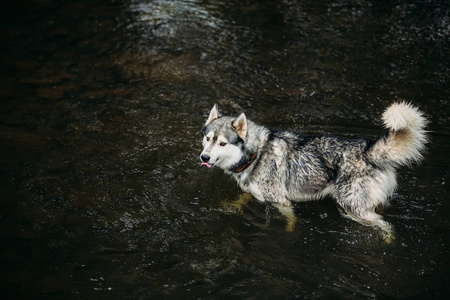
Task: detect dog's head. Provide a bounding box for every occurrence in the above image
[200,105,249,171]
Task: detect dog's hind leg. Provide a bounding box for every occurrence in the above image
[334,173,395,243]
[273,203,297,232]
[338,203,395,243]
[363,211,395,244]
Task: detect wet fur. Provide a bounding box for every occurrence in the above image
[200,103,428,233]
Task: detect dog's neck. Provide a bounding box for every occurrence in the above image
[231,122,265,174]
[233,153,257,173]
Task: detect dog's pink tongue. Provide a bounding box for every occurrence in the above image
[201,162,213,168]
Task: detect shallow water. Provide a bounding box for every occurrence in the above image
[1,0,449,298]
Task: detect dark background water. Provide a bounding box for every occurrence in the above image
[1,0,449,298]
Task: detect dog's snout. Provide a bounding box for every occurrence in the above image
[201,154,210,162]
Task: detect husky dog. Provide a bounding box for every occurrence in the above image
[200,102,427,234]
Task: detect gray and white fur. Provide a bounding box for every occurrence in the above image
[200,102,428,233]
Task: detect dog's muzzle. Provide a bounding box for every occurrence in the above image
[201,154,213,168]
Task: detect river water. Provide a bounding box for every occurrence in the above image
[1,0,449,298]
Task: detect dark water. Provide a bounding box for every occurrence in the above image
[1,0,449,298]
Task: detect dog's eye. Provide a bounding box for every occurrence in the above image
[206,137,210,141]
[220,142,227,147]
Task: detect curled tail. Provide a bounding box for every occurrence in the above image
[369,102,428,167]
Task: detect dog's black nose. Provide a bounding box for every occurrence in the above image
[201,154,210,162]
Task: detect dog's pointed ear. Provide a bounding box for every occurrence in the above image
[232,113,247,140]
[205,104,219,125]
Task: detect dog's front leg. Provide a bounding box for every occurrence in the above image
[273,203,297,232]
[221,192,253,214]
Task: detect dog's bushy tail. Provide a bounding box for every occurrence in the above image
[369,102,428,167]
